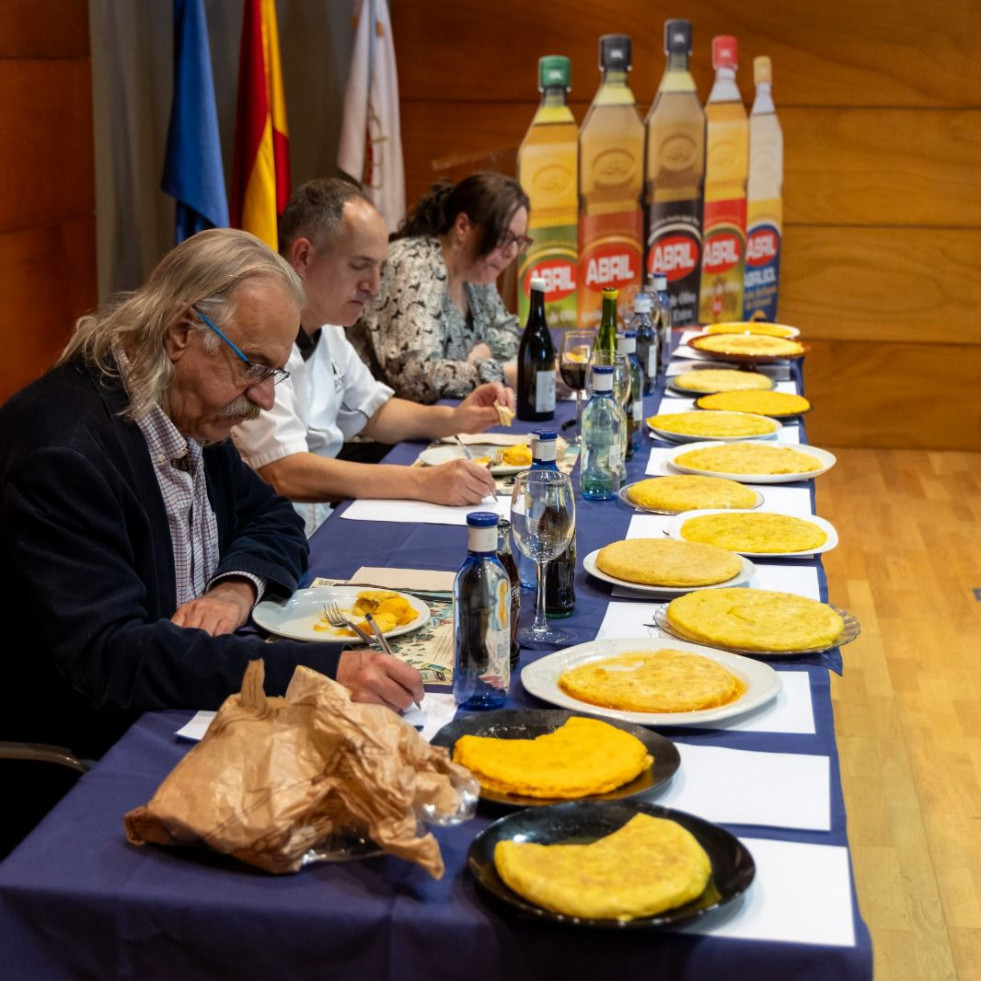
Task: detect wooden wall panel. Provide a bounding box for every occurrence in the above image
[0,60,95,233]
[0,0,90,59]
[804,340,981,450]
[780,227,981,345]
[782,109,981,227]
[0,216,98,397]
[0,1,95,404]
[392,0,981,108]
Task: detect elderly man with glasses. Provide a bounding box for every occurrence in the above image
[0,228,423,762]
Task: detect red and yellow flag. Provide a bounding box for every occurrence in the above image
[231,0,290,250]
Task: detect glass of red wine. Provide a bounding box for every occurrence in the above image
[560,330,594,445]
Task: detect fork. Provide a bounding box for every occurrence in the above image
[322,602,375,647]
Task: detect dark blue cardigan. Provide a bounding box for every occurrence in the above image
[0,360,344,757]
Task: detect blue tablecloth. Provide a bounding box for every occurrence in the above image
[0,337,872,980]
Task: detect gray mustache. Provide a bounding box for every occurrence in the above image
[219,396,261,421]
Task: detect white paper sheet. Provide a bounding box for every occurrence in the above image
[750,563,822,600]
[656,743,831,830]
[176,693,459,744]
[340,495,510,525]
[685,837,857,947]
[176,711,215,741]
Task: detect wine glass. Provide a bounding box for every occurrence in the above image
[560,330,594,445]
[510,470,576,648]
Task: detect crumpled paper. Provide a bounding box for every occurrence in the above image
[124,661,477,878]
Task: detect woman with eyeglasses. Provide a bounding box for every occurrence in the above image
[349,171,530,403]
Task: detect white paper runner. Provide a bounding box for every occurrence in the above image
[685,837,856,947]
[657,743,831,831]
[340,495,510,525]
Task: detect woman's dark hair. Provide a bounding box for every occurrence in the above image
[394,171,530,256]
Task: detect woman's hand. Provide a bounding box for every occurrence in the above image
[466,342,493,364]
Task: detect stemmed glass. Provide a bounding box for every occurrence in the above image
[560,330,594,445]
[510,470,576,648]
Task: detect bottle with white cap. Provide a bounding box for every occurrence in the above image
[581,364,625,500]
[629,289,658,394]
[516,276,556,421]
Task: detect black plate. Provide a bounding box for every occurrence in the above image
[468,800,755,929]
[431,708,679,808]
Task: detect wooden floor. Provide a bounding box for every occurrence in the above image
[816,448,981,981]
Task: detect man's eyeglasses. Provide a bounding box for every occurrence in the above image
[497,231,534,255]
[193,308,290,387]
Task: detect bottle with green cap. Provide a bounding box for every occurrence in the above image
[517,55,579,329]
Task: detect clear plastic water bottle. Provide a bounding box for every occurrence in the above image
[653,273,673,362]
[629,291,658,395]
[616,333,640,460]
[581,364,625,500]
[453,512,512,709]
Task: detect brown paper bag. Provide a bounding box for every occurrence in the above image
[124,661,476,878]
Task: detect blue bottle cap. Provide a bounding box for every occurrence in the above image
[466,511,500,528]
[533,429,558,442]
[592,365,614,375]
[624,330,637,338]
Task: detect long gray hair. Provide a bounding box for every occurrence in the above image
[59,228,304,419]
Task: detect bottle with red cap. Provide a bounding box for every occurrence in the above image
[698,35,748,324]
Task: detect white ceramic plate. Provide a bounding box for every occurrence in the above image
[520,637,782,727]
[418,443,530,475]
[646,411,780,444]
[252,586,430,642]
[582,548,755,597]
[665,509,840,559]
[652,603,861,658]
[617,479,764,515]
[665,440,837,483]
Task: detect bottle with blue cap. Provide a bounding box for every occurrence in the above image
[581,364,625,500]
[453,512,512,709]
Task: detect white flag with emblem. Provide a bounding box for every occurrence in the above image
[337,0,406,232]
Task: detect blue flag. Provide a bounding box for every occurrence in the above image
[162,0,229,242]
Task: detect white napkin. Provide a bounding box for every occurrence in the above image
[685,837,857,947]
[656,742,831,831]
[340,495,510,525]
[750,563,822,600]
